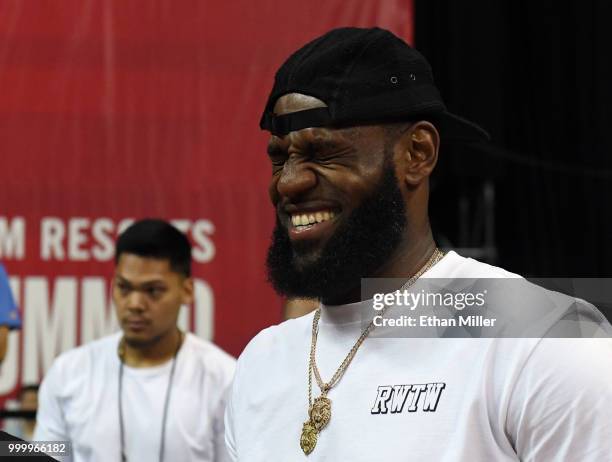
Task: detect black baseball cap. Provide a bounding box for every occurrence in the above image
[260,27,489,143]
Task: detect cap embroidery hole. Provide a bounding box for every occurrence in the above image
[390,76,399,84]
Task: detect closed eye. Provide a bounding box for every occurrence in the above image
[267,144,288,167]
[310,142,353,163]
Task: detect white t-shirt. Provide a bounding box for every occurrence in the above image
[225,251,612,461]
[35,332,236,462]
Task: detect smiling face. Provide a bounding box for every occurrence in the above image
[266,93,409,303]
[113,253,193,347]
[268,95,390,264]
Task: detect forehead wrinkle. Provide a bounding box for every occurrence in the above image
[287,126,353,149]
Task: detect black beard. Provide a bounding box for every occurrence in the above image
[266,162,407,303]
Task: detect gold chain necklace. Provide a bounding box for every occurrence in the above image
[300,248,445,455]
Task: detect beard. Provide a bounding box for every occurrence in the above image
[266,161,407,302]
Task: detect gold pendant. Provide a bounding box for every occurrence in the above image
[309,395,332,431]
[300,420,318,455]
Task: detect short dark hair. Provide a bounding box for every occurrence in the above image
[115,219,192,277]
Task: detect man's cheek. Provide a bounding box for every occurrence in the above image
[114,302,125,319]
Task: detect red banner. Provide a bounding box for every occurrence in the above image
[0,0,413,399]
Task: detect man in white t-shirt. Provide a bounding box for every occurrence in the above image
[225,27,612,461]
[36,219,236,462]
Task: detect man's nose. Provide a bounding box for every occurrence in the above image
[276,155,317,199]
[125,291,147,311]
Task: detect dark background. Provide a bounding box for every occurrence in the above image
[415,0,612,277]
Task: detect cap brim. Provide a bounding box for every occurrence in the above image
[430,111,491,143]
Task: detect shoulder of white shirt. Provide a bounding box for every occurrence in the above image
[49,331,121,371]
[47,331,235,381]
[423,250,522,279]
[183,332,237,375]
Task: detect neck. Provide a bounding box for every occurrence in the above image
[120,328,182,368]
[322,225,437,306]
[374,227,437,280]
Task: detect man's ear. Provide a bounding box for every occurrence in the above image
[394,121,440,186]
[181,277,194,305]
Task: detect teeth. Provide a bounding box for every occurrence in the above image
[291,210,337,227]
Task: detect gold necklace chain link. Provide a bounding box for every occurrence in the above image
[300,248,445,455]
[308,248,445,407]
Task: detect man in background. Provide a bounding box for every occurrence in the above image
[0,263,21,363]
[36,219,235,461]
